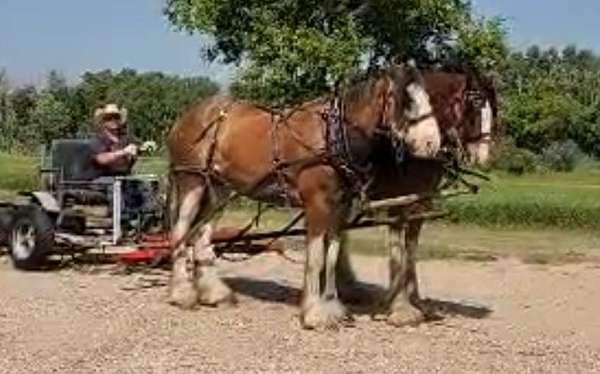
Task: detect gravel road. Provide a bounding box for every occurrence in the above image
[1,252,600,373]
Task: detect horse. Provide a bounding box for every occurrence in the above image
[165,63,442,329]
[333,66,499,327]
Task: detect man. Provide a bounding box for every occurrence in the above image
[88,104,160,229]
[87,104,139,216]
[90,103,138,176]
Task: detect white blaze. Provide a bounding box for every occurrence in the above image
[481,100,493,135]
[476,100,492,164]
[402,83,441,158]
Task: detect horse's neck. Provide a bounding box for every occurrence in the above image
[329,99,381,167]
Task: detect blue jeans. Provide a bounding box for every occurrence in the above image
[90,177,159,219]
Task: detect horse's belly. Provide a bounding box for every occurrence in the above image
[244,180,300,207]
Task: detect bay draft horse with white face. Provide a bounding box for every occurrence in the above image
[334,66,498,327]
[166,63,442,329]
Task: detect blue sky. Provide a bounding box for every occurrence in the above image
[1,0,599,87]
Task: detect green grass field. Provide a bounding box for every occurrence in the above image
[446,169,600,230]
[0,153,39,192]
[2,152,599,231]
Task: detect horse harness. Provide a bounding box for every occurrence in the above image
[171,93,403,210]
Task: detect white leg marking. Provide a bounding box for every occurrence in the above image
[324,234,341,299]
[303,234,325,307]
[193,224,235,306]
[168,185,203,309]
[301,233,350,329]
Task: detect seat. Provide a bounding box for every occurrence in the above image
[48,139,112,206]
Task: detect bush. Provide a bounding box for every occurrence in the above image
[540,140,584,172]
[489,139,540,175]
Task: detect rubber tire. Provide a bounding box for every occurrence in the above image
[9,205,55,271]
[0,206,15,247]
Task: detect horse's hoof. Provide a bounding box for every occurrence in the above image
[300,299,353,330]
[197,281,237,307]
[200,291,238,308]
[386,303,425,328]
[168,281,198,310]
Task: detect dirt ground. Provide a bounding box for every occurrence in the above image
[1,249,600,374]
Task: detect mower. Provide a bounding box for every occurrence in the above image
[0,138,168,270]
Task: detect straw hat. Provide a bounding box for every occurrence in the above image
[94,103,128,125]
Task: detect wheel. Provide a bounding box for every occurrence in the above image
[9,205,55,270]
[0,206,15,247]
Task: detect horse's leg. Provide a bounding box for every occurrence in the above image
[192,222,236,306]
[335,235,379,306]
[405,220,424,304]
[168,173,204,309]
[320,226,352,324]
[334,232,355,285]
[384,220,425,327]
[299,170,348,329]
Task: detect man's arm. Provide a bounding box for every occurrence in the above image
[94,144,138,167]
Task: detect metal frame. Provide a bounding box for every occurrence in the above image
[34,140,163,247]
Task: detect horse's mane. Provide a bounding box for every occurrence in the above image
[340,66,404,111]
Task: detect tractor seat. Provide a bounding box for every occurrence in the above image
[50,139,116,207]
[62,189,110,206]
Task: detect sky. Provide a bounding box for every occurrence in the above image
[1,0,599,87]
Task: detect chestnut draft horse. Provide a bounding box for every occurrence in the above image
[334,66,499,327]
[166,63,441,329]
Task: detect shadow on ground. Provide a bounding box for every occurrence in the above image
[224,276,493,321]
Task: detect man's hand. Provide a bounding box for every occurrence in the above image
[123,144,138,157]
[139,141,157,154]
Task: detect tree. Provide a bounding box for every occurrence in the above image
[500,45,600,157]
[73,69,219,142]
[0,69,10,124]
[0,70,20,151]
[46,70,68,99]
[10,85,38,130]
[164,0,507,105]
[29,92,71,147]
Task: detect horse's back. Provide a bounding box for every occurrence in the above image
[167,95,235,166]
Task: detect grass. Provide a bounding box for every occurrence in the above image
[0,153,39,192]
[445,168,600,231]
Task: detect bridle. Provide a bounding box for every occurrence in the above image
[330,73,439,178]
[463,88,494,144]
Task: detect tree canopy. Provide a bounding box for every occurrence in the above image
[500,45,600,157]
[0,69,219,153]
[164,0,507,105]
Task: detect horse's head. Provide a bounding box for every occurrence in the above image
[386,63,442,159]
[342,62,441,159]
[421,67,498,166]
[462,72,498,166]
